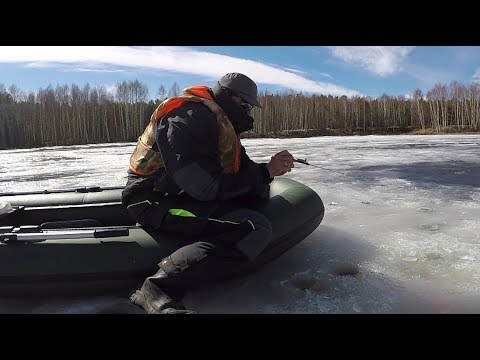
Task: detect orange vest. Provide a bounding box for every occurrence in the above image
[129,86,240,176]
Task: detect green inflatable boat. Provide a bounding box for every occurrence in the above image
[0,177,324,296]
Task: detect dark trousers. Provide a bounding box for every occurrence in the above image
[126,190,273,292]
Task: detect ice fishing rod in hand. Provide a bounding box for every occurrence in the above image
[293,158,346,175]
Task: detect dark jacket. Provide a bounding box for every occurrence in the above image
[122,99,271,206]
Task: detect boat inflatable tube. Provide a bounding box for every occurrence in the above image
[0,177,324,295]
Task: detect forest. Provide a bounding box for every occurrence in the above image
[0,79,479,150]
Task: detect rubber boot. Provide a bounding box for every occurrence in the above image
[129,269,196,314]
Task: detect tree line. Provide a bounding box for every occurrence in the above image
[0,79,479,150]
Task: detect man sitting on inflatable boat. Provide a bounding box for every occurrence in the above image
[122,73,295,314]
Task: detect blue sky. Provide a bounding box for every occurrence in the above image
[1,46,479,100]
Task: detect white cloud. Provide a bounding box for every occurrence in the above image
[67,68,127,73]
[24,62,128,74]
[319,72,333,79]
[328,46,414,76]
[473,68,480,83]
[24,62,60,68]
[277,65,308,76]
[105,85,117,95]
[0,46,361,97]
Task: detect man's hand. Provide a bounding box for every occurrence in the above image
[265,150,295,177]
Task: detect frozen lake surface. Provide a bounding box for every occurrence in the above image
[0,134,479,314]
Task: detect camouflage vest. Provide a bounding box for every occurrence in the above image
[129,86,240,176]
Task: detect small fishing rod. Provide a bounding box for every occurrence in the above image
[293,158,346,175]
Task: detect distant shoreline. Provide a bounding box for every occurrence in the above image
[242,127,480,139]
[1,128,479,151]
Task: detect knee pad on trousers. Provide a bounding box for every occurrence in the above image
[218,209,273,261]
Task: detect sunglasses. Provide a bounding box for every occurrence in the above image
[240,99,254,112]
